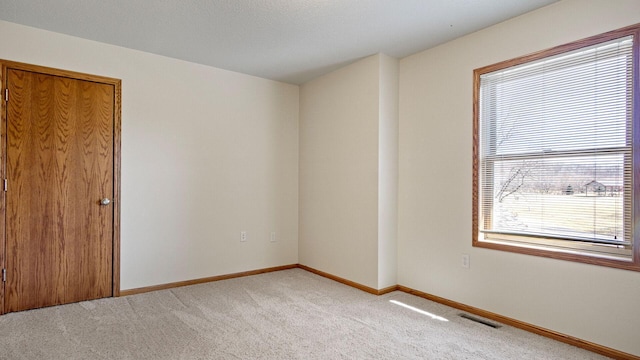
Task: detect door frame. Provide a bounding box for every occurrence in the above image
[0,60,121,314]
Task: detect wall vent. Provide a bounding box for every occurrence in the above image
[459,313,502,329]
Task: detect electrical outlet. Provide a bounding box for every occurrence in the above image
[240,231,247,242]
[462,254,470,269]
[270,232,277,242]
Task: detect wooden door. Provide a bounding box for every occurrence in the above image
[2,63,120,313]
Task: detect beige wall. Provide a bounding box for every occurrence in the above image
[299,53,398,289]
[397,0,640,356]
[0,20,300,290]
[299,55,381,288]
[378,54,399,289]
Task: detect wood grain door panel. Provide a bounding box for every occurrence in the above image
[4,69,114,312]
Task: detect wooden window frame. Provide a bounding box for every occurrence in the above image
[472,23,640,271]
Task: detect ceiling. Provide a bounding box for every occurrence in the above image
[0,0,558,84]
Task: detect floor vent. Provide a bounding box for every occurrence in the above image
[459,314,502,329]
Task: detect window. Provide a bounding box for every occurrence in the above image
[473,24,640,271]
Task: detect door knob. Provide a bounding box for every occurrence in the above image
[100,198,111,206]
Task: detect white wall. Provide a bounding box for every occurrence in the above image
[299,53,398,290]
[398,0,640,356]
[0,20,300,290]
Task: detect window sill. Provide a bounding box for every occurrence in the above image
[473,238,640,272]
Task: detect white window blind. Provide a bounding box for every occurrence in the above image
[478,35,634,259]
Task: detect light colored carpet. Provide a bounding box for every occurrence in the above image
[0,268,609,360]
